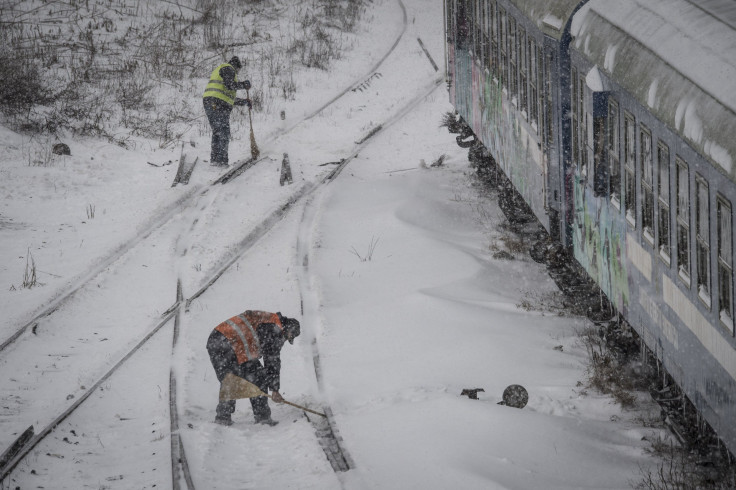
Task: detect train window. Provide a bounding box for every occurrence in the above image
[487,1,495,74]
[483,0,491,71]
[717,197,734,331]
[529,38,538,130]
[490,2,497,76]
[696,176,711,307]
[641,126,654,245]
[624,113,636,226]
[474,0,483,62]
[579,75,587,171]
[676,158,691,286]
[470,0,480,62]
[509,17,517,103]
[608,100,620,206]
[499,8,507,89]
[572,69,579,167]
[479,0,488,68]
[657,142,671,264]
[455,0,468,49]
[545,51,553,148]
[592,99,608,197]
[467,1,475,51]
[446,0,454,45]
[518,27,527,117]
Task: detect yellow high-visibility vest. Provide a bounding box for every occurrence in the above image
[203,63,237,105]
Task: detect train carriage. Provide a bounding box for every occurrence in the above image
[446,0,588,242]
[570,0,736,455]
[445,0,736,457]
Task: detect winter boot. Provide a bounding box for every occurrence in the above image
[214,415,234,426]
[255,417,279,426]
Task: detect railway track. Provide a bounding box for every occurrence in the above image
[0,0,449,486]
[0,0,409,358]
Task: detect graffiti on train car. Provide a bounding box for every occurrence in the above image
[572,175,629,312]
[453,49,548,222]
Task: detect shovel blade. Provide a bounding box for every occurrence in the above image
[219,373,266,401]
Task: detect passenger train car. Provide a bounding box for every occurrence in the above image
[444,0,736,456]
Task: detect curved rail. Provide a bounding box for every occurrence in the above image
[0,75,443,485]
[1,1,431,484]
[0,0,409,357]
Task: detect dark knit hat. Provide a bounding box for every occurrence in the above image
[282,317,301,344]
[228,56,242,70]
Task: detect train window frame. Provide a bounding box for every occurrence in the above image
[518,26,527,118]
[453,0,464,49]
[608,99,621,207]
[486,1,497,73]
[499,7,507,90]
[676,158,691,287]
[657,141,671,265]
[529,37,538,131]
[571,69,579,168]
[717,196,734,332]
[468,1,476,52]
[696,175,711,308]
[539,47,547,142]
[624,112,636,227]
[489,1,497,75]
[446,0,455,46]
[640,125,654,246]
[591,93,608,198]
[480,0,489,71]
[545,50,553,149]
[508,16,517,105]
[473,0,482,62]
[579,74,587,174]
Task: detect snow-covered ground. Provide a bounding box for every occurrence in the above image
[0,0,666,488]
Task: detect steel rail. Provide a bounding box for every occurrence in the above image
[1,1,426,483]
[0,306,179,480]
[0,76,443,485]
[0,0,410,356]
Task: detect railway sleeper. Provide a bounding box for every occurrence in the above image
[305,411,352,473]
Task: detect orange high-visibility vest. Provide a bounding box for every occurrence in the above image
[214,311,284,364]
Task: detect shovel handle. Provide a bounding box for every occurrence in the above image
[268,395,326,418]
[245,88,253,121]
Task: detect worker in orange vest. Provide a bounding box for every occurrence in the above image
[206,310,301,426]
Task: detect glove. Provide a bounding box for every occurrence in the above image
[244,80,251,90]
[235,98,252,109]
[271,391,284,404]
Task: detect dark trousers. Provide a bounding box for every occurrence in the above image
[203,98,232,165]
[206,330,271,422]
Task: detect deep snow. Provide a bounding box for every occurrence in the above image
[0,0,666,488]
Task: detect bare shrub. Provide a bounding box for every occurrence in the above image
[22,248,38,289]
[0,0,369,149]
[350,236,380,262]
[0,45,54,124]
[578,322,643,409]
[634,441,736,490]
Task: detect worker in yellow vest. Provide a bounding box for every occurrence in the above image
[206,310,301,426]
[202,56,252,167]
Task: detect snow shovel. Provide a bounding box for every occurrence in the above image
[245,89,260,160]
[219,372,326,418]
